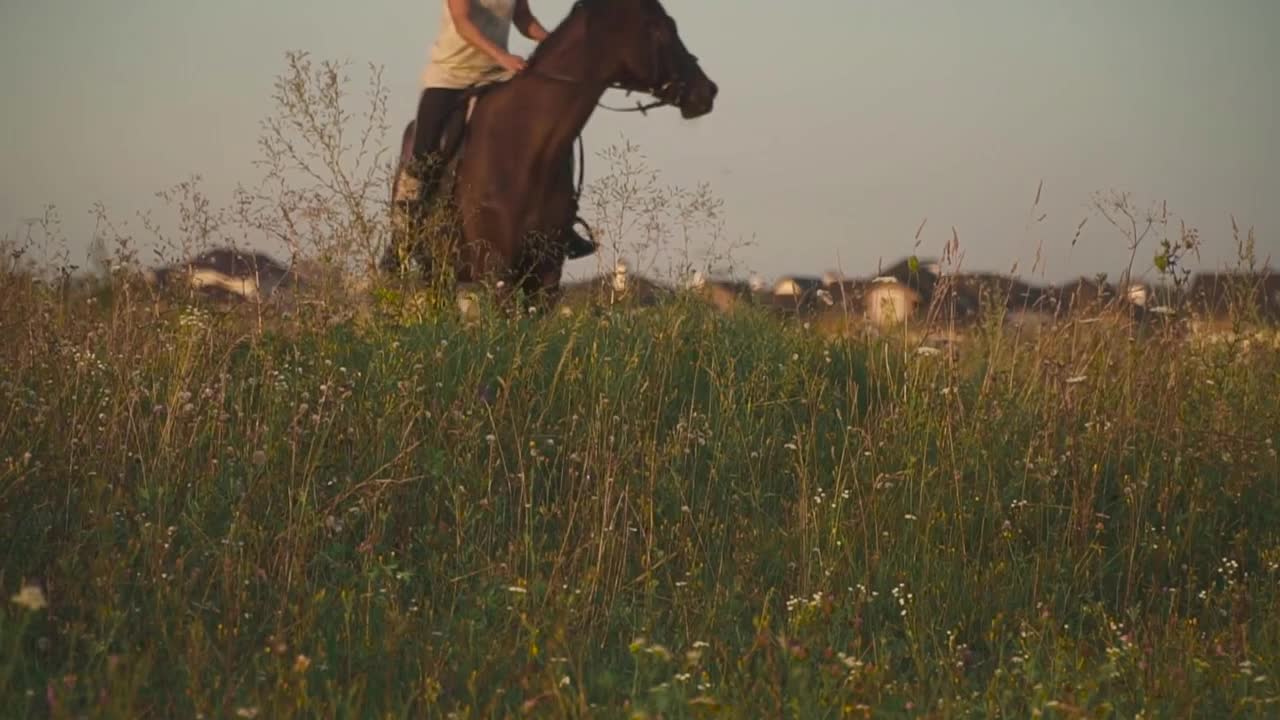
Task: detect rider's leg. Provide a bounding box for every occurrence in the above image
[383,87,465,275]
[381,121,420,274]
[410,87,465,191]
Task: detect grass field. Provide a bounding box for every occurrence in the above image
[3,54,1279,718]
[3,270,1279,718]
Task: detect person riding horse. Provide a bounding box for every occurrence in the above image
[385,0,717,307]
[383,0,597,275]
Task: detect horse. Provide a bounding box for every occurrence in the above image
[383,0,718,310]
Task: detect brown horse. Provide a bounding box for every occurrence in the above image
[385,0,717,309]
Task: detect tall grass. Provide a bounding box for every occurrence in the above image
[2,277,1278,717]
[3,55,1280,718]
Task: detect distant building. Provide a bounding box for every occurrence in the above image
[145,248,295,301]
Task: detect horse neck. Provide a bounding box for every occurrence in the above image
[521,15,625,151]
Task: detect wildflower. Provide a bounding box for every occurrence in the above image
[506,586,528,594]
[915,346,941,357]
[559,675,571,687]
[1066,375,1088,385]
[10,584,47,611]
[293,654,311,672]
[646,645,673,662]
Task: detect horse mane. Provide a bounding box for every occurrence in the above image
[525,0,596,68]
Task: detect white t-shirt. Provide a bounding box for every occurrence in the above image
[422,0,516,89]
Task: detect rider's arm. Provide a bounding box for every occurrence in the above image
[513,0,549,42]
[446,0,520,66]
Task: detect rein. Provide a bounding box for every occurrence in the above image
[519,66,674,221]
[508,0,690,244]
[523,67,675,115]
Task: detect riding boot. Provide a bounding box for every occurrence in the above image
[381,164,426,275]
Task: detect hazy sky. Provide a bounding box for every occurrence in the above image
[2,0,1277,282]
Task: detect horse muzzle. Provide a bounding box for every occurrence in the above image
[678,76,717,119]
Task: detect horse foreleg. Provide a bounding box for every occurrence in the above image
[512,251,566,315]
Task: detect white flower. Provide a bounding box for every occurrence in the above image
[506,585,528,594]
[10,584,46,611]
[915,346,941,357]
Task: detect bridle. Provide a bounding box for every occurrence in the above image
[510,0,704,244]
[524,0,701,109]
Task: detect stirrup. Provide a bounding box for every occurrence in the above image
[564,216,599,260]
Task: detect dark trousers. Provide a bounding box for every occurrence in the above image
[411,87,465,166]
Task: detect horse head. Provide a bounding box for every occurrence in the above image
[593,0,718,119]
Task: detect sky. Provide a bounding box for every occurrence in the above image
[2,0,1278,283]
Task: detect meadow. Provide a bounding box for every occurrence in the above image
[3,266,1279,718]
[3,56,1280,718]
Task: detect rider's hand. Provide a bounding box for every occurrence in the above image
[498,52,527,73]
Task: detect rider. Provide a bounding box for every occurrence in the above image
[388,0,597,270]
